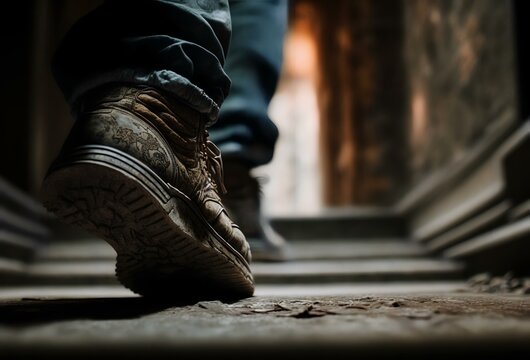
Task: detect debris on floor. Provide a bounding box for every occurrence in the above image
[467,272,530,294]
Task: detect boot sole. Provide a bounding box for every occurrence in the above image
[41,145,254,300]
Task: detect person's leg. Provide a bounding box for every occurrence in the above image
[52,0,231,122]
[210,0,287,166]
[42,0,254,299]
[209,0,289,261]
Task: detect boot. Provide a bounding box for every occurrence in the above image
[41,85,254,300]
[222,160,288,262]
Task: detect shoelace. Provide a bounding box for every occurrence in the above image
[207,139,227,194]
[202,132,227,195]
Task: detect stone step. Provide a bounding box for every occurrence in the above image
[284,240,426,260]
[47,207,407,243]
[0,206,49,239]
[37,240,116,262]
[443,214,530,274]
[252,259,464,284]
[0,178,49,265]
[0,281,467,300]
[2,257,464,286]
[36,239,426,262]
[270,208,407,239]
[0,257,27,278]
[256,281,467,296]
[1,239,462,286]
[0,177,48,220]
[0,229,41,262]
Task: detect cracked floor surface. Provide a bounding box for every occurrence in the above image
[2,240,528,359]
[1,289,529,359]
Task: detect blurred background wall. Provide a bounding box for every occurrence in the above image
[0,0,102,195]
[0,0,522,214]
[295,0,516,207]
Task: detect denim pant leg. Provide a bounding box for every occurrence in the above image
[52,0,231,123]
[209,0,288,167]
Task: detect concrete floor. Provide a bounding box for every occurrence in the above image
[2,237,528,359]
[1,285,529,359]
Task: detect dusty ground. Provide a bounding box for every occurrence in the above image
[1,291,529,359]
[3,240,529,359]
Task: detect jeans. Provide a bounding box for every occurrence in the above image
[211,0,287,166]
[53,0,287,167]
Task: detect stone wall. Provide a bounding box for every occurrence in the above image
[403,0,518,189]
[311,0,519,205]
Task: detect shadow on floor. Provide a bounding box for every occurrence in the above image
[0,297,185,327]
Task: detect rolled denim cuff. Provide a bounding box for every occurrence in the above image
[69,69,220,124]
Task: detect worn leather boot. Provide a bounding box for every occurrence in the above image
[41,85,254,300]
[222,160,288,262]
